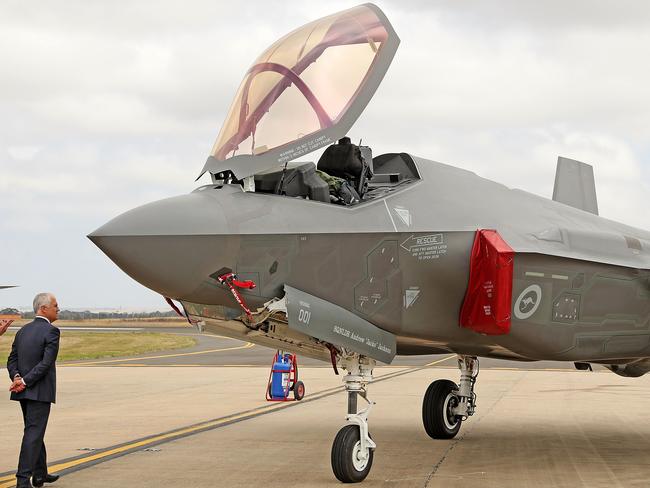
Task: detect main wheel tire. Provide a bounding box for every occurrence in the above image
[294,381,305,401]
[331,425,374,483]
[422,379,462,439]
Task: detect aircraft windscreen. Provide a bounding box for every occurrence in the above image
[210,5,390,162]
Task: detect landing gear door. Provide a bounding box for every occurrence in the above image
[199,4,400,180]
[284,285,397,364]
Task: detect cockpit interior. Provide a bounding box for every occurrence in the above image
[213,139,420,206]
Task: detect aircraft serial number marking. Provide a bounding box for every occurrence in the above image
[298,309,312,325]
[332,325,392,354]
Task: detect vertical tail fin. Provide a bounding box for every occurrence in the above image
[552,156,599,215]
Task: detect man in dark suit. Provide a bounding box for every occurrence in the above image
[7,293,61,488]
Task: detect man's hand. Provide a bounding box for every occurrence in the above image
[0,319,12,336]
[9,375,25,393]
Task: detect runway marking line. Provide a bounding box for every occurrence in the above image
[0,355,456,487]
[60,342,255,367]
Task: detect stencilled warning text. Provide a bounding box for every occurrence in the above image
[279,135,331,162]
[400,234,448,260]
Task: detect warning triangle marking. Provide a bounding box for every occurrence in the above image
[394,207,411,226]
[404,288,420,309]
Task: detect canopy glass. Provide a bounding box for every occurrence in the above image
[207,4,397,174]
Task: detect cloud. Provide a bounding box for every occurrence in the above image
[7,146,40,160]
[387,0,650,31]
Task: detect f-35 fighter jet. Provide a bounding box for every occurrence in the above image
[89,4,650,482]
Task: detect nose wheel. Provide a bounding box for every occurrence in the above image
[331,354,376,483]
[331,424,374,482]
[422,356,479,439]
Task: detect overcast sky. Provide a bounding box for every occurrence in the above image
[1,1,649,310]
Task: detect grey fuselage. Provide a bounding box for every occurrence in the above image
[90,155,650,363]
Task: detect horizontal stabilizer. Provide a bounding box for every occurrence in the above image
[552,157,598,215]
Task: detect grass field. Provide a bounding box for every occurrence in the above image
[7,318,190,328]
[0,332,197,363]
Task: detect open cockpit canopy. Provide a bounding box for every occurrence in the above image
[199,3,399,180]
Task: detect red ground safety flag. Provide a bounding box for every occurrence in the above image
[459,229,514,335]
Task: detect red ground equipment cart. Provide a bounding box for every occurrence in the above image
[266,351,305,402]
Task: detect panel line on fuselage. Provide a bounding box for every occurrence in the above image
[384,199,398,232]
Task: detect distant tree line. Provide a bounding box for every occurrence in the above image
[0,308,178,320]
[0,308,20,315]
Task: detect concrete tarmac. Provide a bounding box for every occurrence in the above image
[55,327,577,370]
[2,360,650,487]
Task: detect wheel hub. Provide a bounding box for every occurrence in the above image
[352,440,370,471]
[443,392,460,430]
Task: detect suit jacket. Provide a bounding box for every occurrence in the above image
[7,318,60,404]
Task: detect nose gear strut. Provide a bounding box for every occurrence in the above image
[331,353,376,483]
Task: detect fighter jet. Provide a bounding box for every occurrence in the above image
[89,3,650,483]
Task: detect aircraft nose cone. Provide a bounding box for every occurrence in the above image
[89,191,230,300]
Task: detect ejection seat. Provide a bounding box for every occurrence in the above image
[317,137,374,204]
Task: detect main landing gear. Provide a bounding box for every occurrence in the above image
[422,356,479,439]
[331,354,376,483]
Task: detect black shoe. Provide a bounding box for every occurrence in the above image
[32,474,59,487]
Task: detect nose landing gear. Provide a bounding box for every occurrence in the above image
[331,354,376,483]
[422,356,479,439]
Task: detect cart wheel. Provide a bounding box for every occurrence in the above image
[294,381,305,401]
